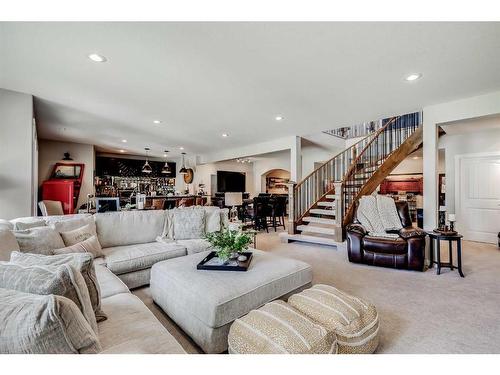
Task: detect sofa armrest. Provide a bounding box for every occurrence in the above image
[346,223,367,236]
[399,226,426,239]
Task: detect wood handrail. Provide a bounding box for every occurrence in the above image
[295,121,386,189]
[342,116,400,183]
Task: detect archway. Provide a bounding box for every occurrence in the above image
[261,168,290,194]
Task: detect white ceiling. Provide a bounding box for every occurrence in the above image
[1,22,500,158]
[441,114,500,135]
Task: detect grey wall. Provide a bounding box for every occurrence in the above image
[0,88,34,219]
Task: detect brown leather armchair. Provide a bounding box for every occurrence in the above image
[346,201,426,271]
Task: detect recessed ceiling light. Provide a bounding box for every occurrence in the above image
[88,53,107,63]
[179,146,184,150]
[405,73,422,82]
[222,133,228,137]
[119,149,125,153]
[412,156,420,160]
[153,120,162,124]
[275,115,284,121]
[121,139,127,143]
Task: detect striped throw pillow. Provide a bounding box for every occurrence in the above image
[288,284,379,354]
[228,300,337,354]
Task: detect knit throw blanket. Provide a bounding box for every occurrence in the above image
[356,195,402,238]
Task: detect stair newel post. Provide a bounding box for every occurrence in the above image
[333,181,344,242]
[286,182,297,235]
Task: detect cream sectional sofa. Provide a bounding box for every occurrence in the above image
[0,206,228,354]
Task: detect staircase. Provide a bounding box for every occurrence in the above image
[281,112,422,246]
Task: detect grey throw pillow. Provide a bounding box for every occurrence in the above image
[60,223,98,246]
[13,220,47,231]
[49,215,95,233]
[9,251,106,323]
[173,208,205,240]
[53,235,104,259]
[13,227,65,255]
[0,288,101,354]
[0,261,98,333]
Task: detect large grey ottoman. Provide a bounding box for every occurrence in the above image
[150,249,313,353]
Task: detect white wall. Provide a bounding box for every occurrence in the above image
[423,90,500,230]
[0,89,35,219]
[301,144,343,179]
[193,160,255,196]
[38,140,95,209]
[439,127,500,213]
[252,150,291,195]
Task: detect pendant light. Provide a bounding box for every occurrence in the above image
[142,147,152,174]
[179,152,188,175]
[161,150,171,174]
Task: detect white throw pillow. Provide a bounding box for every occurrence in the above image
[10,251,106,323]
[0,288,101,354]
[13,227,65,255]
[60,223,98,246]
[173,208,205,240]
[53,235,104,259]
[0,261,98,333]
[0,229,20,261]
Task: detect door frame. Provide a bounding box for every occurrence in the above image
[455,150,500,241]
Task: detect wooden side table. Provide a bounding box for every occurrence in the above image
[427,232,464,277]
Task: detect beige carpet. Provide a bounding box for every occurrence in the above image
[133,227,500,354]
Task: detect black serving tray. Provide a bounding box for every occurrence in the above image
[197,251,253,271]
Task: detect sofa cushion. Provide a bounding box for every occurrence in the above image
[53,235,104,259]
[0,229,20,261]
[363,235,407,255]
[102,242,187,275]
[288,284,379,354]
[220,208,229,229]
[173,208,205,240]
[95,210,166,248]
[204,206,221,233]
[43,214,92,228]
[0,288,101,354]
[98,293,185,354]
[13,227,65,255]
[228,300,337,354]
[176,238,212,255]
[0,261,98,333]
[10,251,106,323]
[0,219,14,231]
[94,264,129,298]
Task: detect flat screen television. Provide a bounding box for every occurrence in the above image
[217,171,246,193]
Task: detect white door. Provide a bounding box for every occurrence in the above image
[458,154,500,243]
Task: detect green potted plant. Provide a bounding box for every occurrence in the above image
[205,229,253,264]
